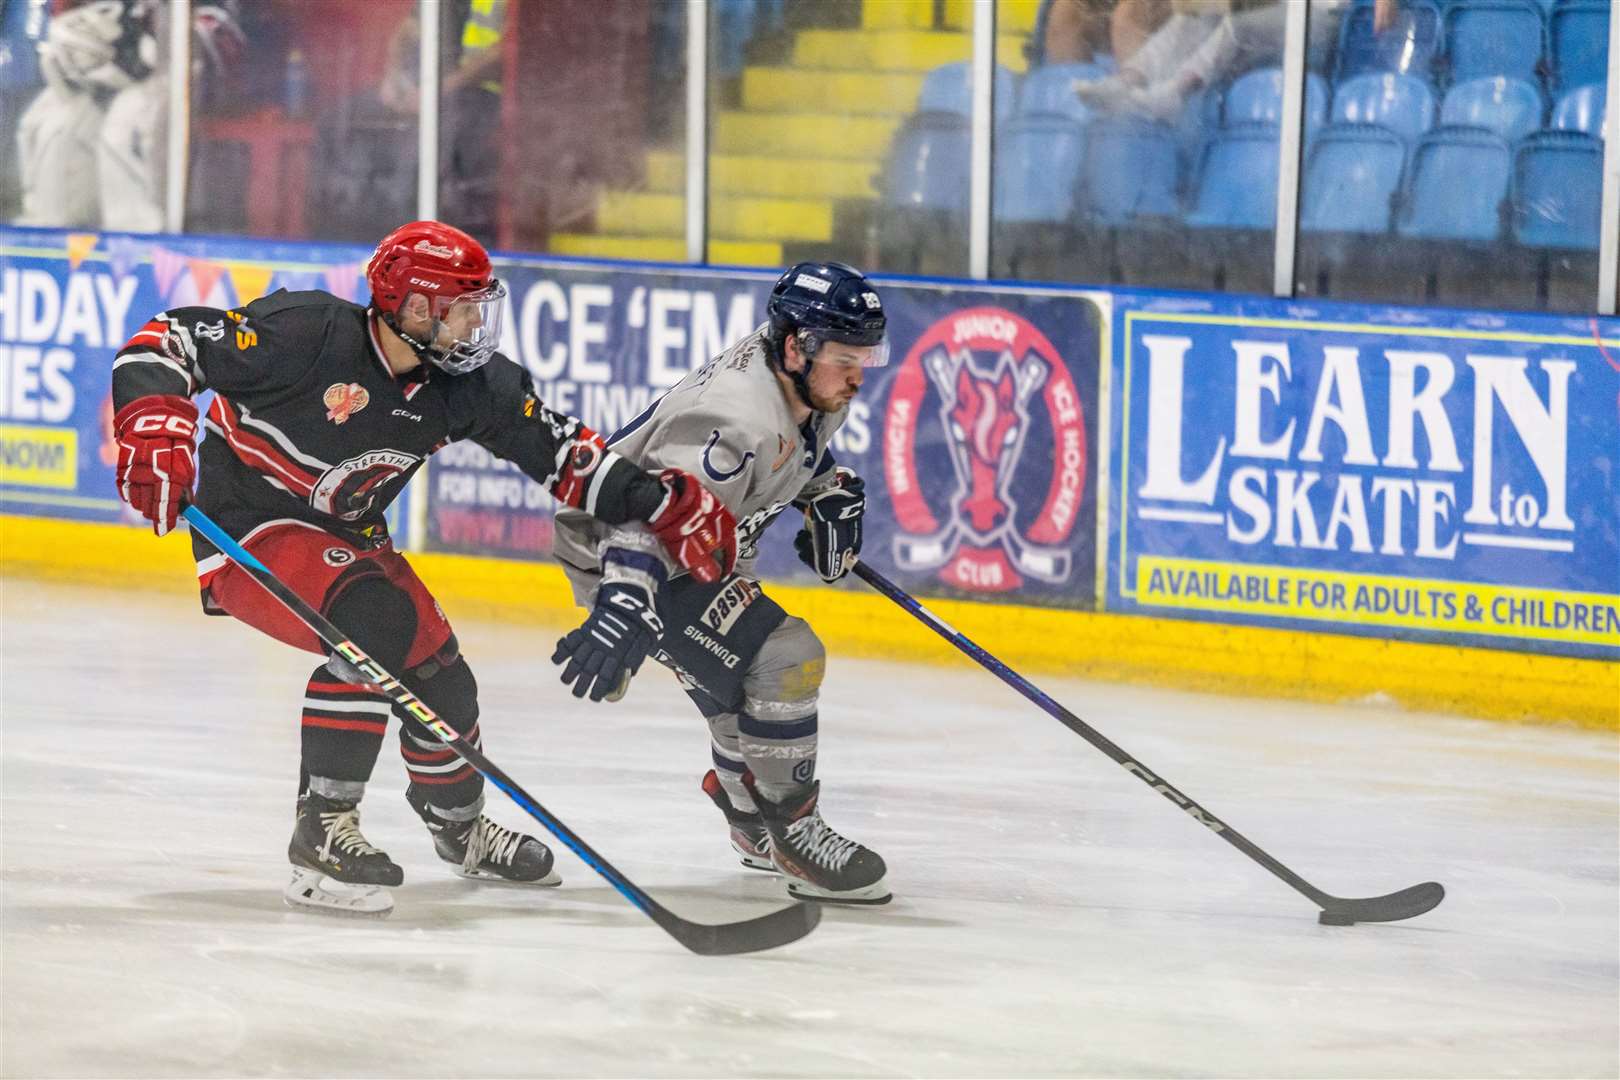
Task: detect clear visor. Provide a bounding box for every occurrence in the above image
[427,280,506,374]
[798,329,890,369]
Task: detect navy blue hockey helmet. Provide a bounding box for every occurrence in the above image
[767,262,888,357]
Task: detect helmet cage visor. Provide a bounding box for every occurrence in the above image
[421,280,505,374]
[796,328,890,369]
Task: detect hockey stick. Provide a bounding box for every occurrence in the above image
[853,560,1444,926]
[181,505,820,955]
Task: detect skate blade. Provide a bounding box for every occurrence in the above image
[450,864,563,887]
[284,867,395,918]
[785,877,892,906]
[734,845,779,873]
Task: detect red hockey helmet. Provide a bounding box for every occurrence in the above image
[366,220,506,374]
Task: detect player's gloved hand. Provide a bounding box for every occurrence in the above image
[647,468,737,584]
[113,395,199,536]
[794,466,865,582]
[551,582,664,702]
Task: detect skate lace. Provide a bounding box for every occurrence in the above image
[319,809,384,860]
[463,817,524,872]
[783,811,859,872]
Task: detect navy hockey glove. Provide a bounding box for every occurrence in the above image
[794,466,865,582]
[551,583,663,702]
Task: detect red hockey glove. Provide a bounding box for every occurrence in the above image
[114,395,199,536]
[646,468,737,584]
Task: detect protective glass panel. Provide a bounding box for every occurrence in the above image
[3,0,176,231]
[994,0,1307,294]
[491,0,685,258]
[184,0,420,243]
[1295,0,1611,314]
[688,0,990,275]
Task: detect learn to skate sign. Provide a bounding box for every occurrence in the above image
[1110,296,1620,659]
[884,306,1089,595]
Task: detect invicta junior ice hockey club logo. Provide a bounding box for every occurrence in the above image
[884,306,1087,593]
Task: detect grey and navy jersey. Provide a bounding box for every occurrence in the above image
[553,324,844,587]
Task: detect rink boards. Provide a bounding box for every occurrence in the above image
[1,226,1615,726]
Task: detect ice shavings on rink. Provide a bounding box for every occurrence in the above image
[2,579,1615,1077]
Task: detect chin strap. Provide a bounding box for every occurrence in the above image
[376,310,444,368]
[788,363,816,410]
[768,333,820,411]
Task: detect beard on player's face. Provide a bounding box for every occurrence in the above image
[806,355,863,411]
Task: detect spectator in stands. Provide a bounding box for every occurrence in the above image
[1032,0,1172,67]
[0,0,52,220]
[99,3,246,232]
[367,1,504,246]
[1075,0,1357,119]
[14,0,142,227]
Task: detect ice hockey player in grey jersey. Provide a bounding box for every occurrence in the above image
[551,262,892,905]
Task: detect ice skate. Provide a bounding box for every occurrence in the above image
[702,769,777,872]
[285,792,402,918]
[412,795,561,885]
[744,775,890,905]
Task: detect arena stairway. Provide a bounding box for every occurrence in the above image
[549,0,1037,267]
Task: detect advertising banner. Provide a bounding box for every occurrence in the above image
[1109,293,1620,659]
[0,226,405,533]
[429,259,1106,608]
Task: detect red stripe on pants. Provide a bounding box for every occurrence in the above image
[302,715,389,735]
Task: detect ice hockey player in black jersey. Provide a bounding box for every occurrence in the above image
[110,220,737,917]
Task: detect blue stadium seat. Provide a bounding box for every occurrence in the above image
[1077,118,1181,225]
[1444,1,1546,83]
[882,113,970,213]
[917,62,1017,121]
[1300,124,1407,233]
[1551,82,1606,136]
[1185,123,1279,230]
[1512,131,1603,249]
[1020,62,1107,120]
[995,115,1086,223]
[1440,77,1545,142]
[1336,0,1442,80]
[1221,67,1329,131]
[1332,72,1437,142]
[1396,126,1513,241]
[1549,1,1610,91]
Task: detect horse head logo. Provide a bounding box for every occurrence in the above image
[931,347,1047,542]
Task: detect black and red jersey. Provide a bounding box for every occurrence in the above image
[111,289,659,561]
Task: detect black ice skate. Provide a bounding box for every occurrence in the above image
[744,775,891,905]
[411,795,561,885]
[285,792,403,918]
[701,769,776,872]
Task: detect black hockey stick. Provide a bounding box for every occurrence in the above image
[853,560,1444,926]
[182,505,820,955]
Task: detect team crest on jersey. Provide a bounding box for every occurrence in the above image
[701,429,755,484]
[313,449,419,520]
[884,307,1088,593]
[323,382,371,424]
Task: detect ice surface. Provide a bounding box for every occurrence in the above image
[3,577,1615,1078]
